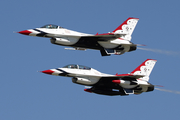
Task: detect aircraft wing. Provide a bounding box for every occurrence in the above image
[74,73,144,80]
[101,73,144,80]
[81,33,126,41]
[85,73,144,96]
[114,73,144,79]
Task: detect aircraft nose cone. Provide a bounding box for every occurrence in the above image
[18,30,32,35]
[41,70,54,75]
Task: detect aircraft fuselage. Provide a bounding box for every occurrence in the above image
[18,17,139,56]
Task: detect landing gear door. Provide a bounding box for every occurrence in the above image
[123,89,134,94]
[100,49,125,56]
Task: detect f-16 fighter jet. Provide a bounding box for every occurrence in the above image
[41,59,157,96]
[18,17,139,56]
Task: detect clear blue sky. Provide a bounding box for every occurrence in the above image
[1,0,180,119]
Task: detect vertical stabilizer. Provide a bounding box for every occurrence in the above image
[113,17,139,41]
[131,59,157,81]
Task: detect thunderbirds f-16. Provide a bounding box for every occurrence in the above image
[18,17,140,56]
[41,59,157,96]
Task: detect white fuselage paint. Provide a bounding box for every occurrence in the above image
[98,39,131,49]
[53,37,79,45]
[49,66,150,88]
[28,27,132,49]
[50,67,113,85]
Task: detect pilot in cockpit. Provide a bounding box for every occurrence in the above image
[41,24,59,29]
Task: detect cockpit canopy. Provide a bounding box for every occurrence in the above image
[63,64,91,70]
[41,24,63,29]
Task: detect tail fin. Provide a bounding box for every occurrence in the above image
[131,59,157,81]
[113,17,139,41]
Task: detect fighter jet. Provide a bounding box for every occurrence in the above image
[41,59,157,96]
[18,17,140,56]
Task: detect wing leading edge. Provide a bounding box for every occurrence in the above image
[81,33,126,41]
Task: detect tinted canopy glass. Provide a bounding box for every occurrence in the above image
[63,64,91,70]
[41,24,60,29]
